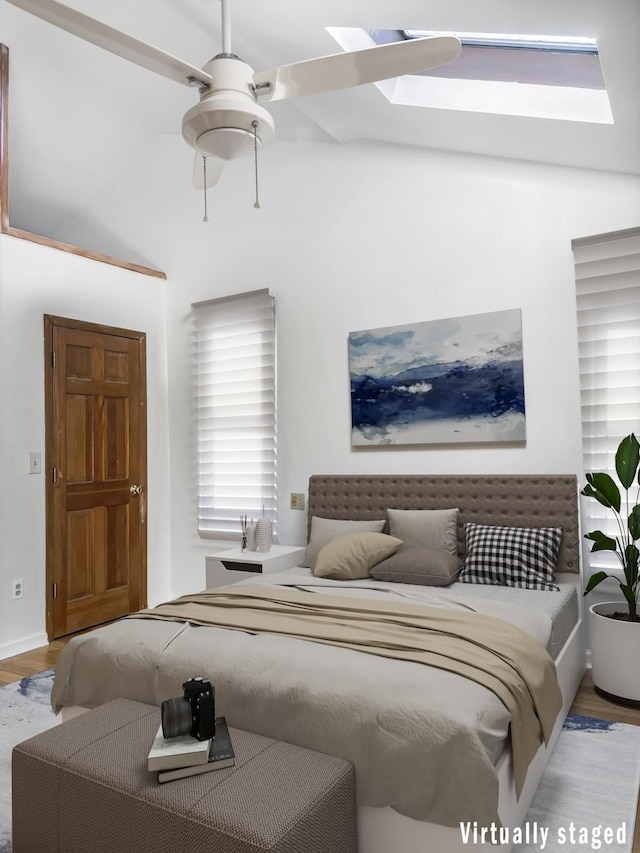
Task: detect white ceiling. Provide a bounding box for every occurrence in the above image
[2,0,639,241]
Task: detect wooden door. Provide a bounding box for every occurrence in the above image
[45,316,147,639]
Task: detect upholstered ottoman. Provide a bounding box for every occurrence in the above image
[12,698,357,853]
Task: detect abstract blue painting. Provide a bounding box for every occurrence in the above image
[349,309,526,446]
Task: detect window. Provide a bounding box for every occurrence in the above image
[574,227,640,569]
[193,289,277,539]
[327,27,612,124]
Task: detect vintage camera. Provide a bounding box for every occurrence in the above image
[161,676,215,741]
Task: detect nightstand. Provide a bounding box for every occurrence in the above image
[205,545,305,588]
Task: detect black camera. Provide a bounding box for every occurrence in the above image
[161,676,215,741]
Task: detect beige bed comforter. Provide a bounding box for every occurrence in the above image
[51,575,561,827]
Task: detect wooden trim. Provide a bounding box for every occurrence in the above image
[44,317,54,640]
[5,226,167,279]
[44,314,146,338]
[0,43,166,281]
[138,330,148,610]
[0,44,10,231]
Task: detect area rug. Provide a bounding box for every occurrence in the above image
[0,676,639,853]
[513,713,640,853]
[0,670,57,853]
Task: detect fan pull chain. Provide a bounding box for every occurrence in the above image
[252,121,261,209]
[202,156,209,222]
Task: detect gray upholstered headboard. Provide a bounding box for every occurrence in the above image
[307,474,580,573]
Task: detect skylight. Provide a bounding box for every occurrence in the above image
[326,28,613,124]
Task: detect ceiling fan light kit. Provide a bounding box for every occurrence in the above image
[182,56,275,160]
[7,0,461,208]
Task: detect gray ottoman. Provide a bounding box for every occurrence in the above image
[12,698,357,853]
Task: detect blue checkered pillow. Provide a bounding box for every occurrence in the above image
[459,523,562,591]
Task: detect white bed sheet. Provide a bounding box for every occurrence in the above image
[235,566,577,656]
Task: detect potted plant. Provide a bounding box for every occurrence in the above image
[581,432,640,705]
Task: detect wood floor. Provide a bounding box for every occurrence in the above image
[0,636,72,687]
[1,640,639,850]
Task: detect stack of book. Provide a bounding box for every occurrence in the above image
[147,717,235,783]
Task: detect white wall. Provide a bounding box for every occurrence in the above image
[0,235,172,657]
[158,138,640,596]
[1,135,638,648]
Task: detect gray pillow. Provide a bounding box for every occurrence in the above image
[387,508,459,556]
[371,548,462,586]
[302,517,386,567]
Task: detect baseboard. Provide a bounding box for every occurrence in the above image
[0,631,48,662]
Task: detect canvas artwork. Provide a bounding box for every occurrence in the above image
[349,308,526,446]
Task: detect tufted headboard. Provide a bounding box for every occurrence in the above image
[307,474,580,574]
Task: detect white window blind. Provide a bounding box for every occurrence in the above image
[573,227,640,567]
[193,289,277,539]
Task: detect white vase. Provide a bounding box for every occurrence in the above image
[590,601,640,703]
[246,523,257,552]
[255,518,272,552]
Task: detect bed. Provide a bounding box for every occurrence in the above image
[51,474,586,853]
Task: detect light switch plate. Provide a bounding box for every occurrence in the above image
[290,493,305,510]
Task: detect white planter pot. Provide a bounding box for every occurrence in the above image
[590,601,640,704]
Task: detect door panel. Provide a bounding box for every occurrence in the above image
[66,395,93,482]
[67,509,94,599]
[45,316,147,640]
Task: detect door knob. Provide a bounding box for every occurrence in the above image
[130,484,143,495]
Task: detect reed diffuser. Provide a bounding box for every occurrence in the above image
[239,515,248,551]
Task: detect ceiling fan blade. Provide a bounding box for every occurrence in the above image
[6,0,212,88]
[253,36,461,103]
[192,154,225,190]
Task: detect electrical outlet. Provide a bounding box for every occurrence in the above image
[290,493,305,511]
[11,578,24,600]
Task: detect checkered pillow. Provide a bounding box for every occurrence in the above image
[459,523,562,591]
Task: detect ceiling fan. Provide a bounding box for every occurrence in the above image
[7,0,461,205]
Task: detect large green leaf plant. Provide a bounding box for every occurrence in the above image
[582,433,640,622]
